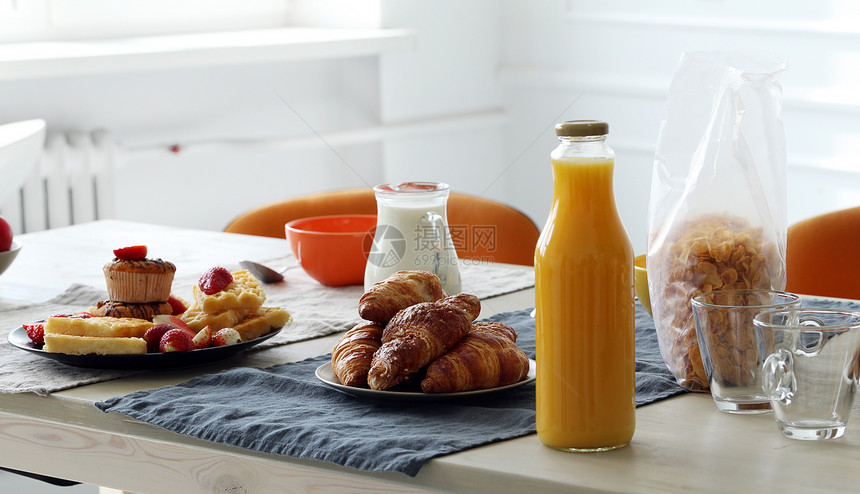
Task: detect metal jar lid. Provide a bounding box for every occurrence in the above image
[555,120,609,137]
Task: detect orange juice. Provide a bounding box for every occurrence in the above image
[535,121,635,451]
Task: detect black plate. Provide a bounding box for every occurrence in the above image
[7,326,281,370]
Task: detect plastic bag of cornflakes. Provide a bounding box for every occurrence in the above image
[646,52,788,391]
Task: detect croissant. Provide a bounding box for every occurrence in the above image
[331,321,383,387]
[358,270,447,324]
[367,293,480,390]
[437,291,481,321]
[421,321,530,393]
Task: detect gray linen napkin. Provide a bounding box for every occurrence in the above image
[96,301,687,477]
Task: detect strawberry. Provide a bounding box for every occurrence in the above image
[211,327,241,347]
[159,328,195,352]
[23,322,45,345]
[23,313,87,345]
[144,324,174,352]
[192,326,212,349]
[199,267,233,295]
[166,295,187,315]
[113,245,147,261]
[151,315,195,337]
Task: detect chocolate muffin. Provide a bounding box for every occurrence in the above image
[88,300,173,320]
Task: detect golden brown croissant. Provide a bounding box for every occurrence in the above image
[358,270,447,324]
[367,293,480,390]
[437,291,481,321]
[421,321,530,393]
[331,321,383,387]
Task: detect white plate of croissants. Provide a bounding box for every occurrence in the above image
[318,270,535,401]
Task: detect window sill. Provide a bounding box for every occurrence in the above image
[0,27,416,81]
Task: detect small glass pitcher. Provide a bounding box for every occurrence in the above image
[364,182,462,294]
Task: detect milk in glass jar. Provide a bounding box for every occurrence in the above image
[364,182,462,294]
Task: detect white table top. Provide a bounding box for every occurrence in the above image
[1,220,858,494]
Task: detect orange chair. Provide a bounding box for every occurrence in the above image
[785,206,860,300]
[224,187,541,266]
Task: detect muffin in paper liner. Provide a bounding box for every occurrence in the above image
[103,259,176,303]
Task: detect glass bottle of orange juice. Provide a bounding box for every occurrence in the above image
[534,120,635,452]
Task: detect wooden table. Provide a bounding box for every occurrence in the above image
[1,220,858,494]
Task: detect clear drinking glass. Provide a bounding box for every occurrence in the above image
[691,289,801,414]
[754,308,860,440]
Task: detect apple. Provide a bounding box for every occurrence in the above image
[0,215,12,252]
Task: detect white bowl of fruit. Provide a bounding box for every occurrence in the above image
[0,215,20,277]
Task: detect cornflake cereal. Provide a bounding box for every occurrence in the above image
[651,214,783,391]
[696,290,774,389]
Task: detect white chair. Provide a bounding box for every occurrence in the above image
[0,119,47,230]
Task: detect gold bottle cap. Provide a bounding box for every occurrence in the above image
[555,120,608,137]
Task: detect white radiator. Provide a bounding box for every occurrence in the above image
[1,130,117,234]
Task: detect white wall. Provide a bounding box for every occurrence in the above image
[378,0,510,203]
[0,56,385,231]
[1,1,510,234]
[2,1,858,253]
[500,0,860,254]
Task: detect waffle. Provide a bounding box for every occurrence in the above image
[179,269,289,340]
[42,334,146,355]
[43,334,147,355]
[44,316,153,339]
[181,306,251,332]
[191,270,265,314]
[232,307,292,341]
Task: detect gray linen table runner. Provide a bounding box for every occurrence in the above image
[95,303,687,477]
[96,298,860,476]
[0,261,535,395]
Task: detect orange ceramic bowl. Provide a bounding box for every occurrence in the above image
[286,215,376,287]
[634,254,651,316]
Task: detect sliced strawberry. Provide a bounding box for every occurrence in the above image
[192,326,212,349]
[23,312,89,345]
[166,295,187,315]
[159,328,195,352]
[23,322,45,345]
[211,327,241,347]
[113,245,147,260]
[144,324,174,353]
[151,315,195,337]
[199,267,233,295]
